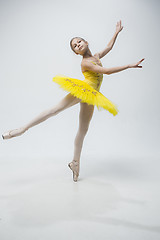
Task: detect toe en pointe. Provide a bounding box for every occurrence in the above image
[2,128,27,140]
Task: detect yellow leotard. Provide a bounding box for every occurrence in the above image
[82,60,103,91]
[52,59,118,116]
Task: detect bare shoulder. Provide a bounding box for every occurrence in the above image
[81,59,89,72]
[81,58,89,66]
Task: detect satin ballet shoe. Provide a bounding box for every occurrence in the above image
[2,128,26,140]
[68,160,80,182]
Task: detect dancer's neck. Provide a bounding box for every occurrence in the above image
[82,49,92,59]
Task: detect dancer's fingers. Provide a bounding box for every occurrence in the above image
[140,58,145,63]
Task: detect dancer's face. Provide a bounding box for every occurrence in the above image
[71,38,88,55]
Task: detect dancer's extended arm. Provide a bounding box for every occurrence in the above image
[82,58,145,75]
[95,20,123,59]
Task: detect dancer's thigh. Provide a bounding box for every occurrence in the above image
[79,103,94,131]
[50,93,81,114]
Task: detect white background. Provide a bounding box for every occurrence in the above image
[0,0,160,239]
[0,0,159,159]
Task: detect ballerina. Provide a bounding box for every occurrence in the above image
[2,20,145,182]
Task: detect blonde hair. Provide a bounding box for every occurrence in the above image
[70,37,86,53]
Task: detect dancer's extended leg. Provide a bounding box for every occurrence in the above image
[2,93,80,139]
[68,102,94,181]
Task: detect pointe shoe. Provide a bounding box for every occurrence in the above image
[68,160,80,182]
[2,128,26,140]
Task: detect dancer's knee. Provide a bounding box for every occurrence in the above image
[48,105,63,116]
[80,125,89,136]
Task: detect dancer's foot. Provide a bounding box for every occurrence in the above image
[68,159,80,182]
[2,127,27,140]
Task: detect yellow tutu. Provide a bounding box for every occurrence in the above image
[52,60,118,116]
[52,76,118,116]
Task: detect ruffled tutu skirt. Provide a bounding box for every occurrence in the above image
[52,75,118,116]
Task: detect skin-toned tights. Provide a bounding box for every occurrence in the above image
[22,93,94,172]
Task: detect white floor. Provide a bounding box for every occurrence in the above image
[0,155,160,240]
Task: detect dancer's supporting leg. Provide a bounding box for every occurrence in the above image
[2,93,80,139]
[68,102,94,181]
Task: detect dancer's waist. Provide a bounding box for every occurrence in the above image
[83,78,103,91]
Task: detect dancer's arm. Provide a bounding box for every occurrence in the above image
[82,58,145,75]
[95,20,123,59]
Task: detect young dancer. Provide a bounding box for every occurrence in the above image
[2,20,144,182]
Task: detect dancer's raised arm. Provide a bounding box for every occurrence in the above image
[95,20,123,59]
[82,58,145,75]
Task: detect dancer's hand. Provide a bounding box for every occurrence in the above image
[128,58,145,68]
[116,20,123,34]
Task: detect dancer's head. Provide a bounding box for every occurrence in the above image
[70,37,89,56]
